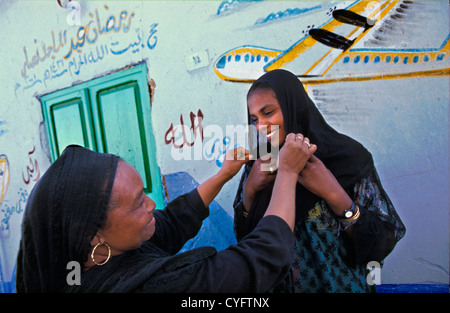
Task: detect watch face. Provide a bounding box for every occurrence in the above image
[344,211,354,218]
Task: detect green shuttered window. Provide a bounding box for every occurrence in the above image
[41,64,164,208]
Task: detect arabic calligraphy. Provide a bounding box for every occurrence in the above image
[63,7,135,60]
[20,5,134,80]
[22,146,41,185]
[21,30,68,79]
[0,188,28,234]
[110,23,158,55]
[204,135,239,167]
[15,5,141,90]
[16,5,158,93]
[164,110,205,149]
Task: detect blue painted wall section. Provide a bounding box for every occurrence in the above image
[376,284,450,293]
[163,172,237,253]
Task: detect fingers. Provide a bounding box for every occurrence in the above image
[285,133,297,142]
[286,133,316,152]
[307,153,320,162]
[220,148,253,180]
[228,147,252,161]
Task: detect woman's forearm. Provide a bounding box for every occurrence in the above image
[263,170,298,232]
[197,147,251,208]
[242,185,256,213]
[323,187,355,237]
[197,172,230,208]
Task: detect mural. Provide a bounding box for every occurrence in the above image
[163,109,245,167]
[16,4,158,94]
[1,188,29,235]
[0,151,32,236]
[22,146,41,185]
[164,109,205,149]
[214,0,449,83]
[209,0,449,290]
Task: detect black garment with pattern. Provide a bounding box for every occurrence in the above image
[234,69,405,266]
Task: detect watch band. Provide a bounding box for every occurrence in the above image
[337,202,357,219]
[339,204,360,227]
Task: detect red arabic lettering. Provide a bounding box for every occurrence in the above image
[22,146,41,185]
[165,109,204,149]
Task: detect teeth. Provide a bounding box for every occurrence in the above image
[267,130,277,138]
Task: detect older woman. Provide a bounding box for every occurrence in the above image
[16,138,315,292]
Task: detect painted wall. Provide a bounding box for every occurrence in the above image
[0,0,448,292]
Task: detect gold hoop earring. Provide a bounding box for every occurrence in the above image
[91,242,111,266]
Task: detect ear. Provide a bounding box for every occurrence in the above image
[90,233,105,247]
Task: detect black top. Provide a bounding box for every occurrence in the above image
[16,145,294,293]
[68,189,294,293]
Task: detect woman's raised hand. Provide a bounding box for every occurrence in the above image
[278,133,317,175]
[218,147,252,181]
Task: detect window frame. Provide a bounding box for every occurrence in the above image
[40,63,164,208]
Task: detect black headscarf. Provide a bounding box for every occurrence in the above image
[16,145,119,292]
[240,69,374,234]
[16,145,217,293]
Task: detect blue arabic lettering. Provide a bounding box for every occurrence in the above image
[0,188,28,233]
[147,23,158,49]
[21,30,68,78]
[64,7,135,60]
[110,24,159,55]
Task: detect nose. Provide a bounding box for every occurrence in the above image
[144,195,156,214]
[256,119,269,135]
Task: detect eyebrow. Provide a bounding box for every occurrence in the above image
[260,104,277,111]
[250,104,278,118]
[132,188,145,207]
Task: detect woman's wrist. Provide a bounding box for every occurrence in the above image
[264,170,298,231]
[325,188,353,216]
[197,172,229,208]
[243,185,256,213]
[216,167,235,182]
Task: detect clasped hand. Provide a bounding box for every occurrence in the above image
[218,147,253,180]
[244,133,317,199]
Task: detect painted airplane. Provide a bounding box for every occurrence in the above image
[213,0,449,84]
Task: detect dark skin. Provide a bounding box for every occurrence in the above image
[245,88,354,235]
[84,148,252,270]
[84,139,315,270]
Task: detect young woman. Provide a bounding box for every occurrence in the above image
[233,69,406,293]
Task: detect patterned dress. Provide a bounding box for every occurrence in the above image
[234,168,406,293]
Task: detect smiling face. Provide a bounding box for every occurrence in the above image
[248,87,286,147]
[95,160,156,254]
